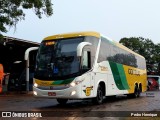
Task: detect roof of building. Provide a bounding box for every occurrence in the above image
[0,36,40,73]
[2,36,40,47]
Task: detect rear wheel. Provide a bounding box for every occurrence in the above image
[127,86,140,98]
[92,85,104,104]
[57,99,68,105]
[138,85,142,96]
[134,86,140,98]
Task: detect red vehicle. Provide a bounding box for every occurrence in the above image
[0,64,4,93]
[147,76,159,91]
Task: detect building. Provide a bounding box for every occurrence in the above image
[0,36,40,92]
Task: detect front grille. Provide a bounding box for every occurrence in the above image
[37,85,69,90]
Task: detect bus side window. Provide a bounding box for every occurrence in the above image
[82,51,91,70]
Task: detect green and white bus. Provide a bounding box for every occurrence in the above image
[33,31,147,104]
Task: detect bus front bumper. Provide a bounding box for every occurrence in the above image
[33,85,82,99]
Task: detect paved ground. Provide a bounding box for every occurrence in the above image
[0,91,160,120]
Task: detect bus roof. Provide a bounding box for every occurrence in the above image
[43,31,100,40]
[43,31,144,59]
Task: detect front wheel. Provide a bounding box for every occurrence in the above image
[57,99,68,105]
[92,85,104,104]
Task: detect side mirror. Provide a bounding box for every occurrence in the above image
[77,42,92,57]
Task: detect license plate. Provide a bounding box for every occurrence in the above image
[48,92,56,96]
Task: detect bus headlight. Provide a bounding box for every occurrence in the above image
[70,82,76,87]
[34,83,38,88]
[69,76,85,87]
[70,81,83,87]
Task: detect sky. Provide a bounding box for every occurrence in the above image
[4,0,160,44]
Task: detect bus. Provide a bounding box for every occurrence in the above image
[33,31,147,105]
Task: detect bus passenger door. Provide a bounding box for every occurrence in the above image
[81,48,94,97]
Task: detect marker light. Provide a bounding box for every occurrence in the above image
[33,91,37,96]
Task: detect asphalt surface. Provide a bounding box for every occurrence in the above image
[0,91,160,120]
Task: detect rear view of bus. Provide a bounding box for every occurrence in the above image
[33,31,147,105]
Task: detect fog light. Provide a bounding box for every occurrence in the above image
[34,83,38,87]
[33,91,37,96]
[71,91,76,96]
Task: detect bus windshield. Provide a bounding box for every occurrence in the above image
[34,37,84,80]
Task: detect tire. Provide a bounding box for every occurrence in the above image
[57,99,68,105]
[92,85,104,104]
[127,86,140,98]
[138,86,142,96]
[135,87,140,98]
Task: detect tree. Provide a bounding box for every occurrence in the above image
[119,37,144,54]
[0,0,53,37]
[119,37,160,75]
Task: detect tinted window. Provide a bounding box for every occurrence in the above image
[98,37,146,69]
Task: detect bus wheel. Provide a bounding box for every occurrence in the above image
[57,99,68,105]
[92,85,103,104]
[128,86,140,98]
[138,85,142,97]
[134,86,140,98]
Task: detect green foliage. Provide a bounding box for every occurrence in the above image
[0,0,53,36]
[119,37,160,74]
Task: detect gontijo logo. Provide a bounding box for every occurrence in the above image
[128,68,140,76]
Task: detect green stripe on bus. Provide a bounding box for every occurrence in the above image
[109,62,125,90]
[51,78,75,85]
[116,64,130,89]
[52,80,62,85]
[61,78,75,84]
